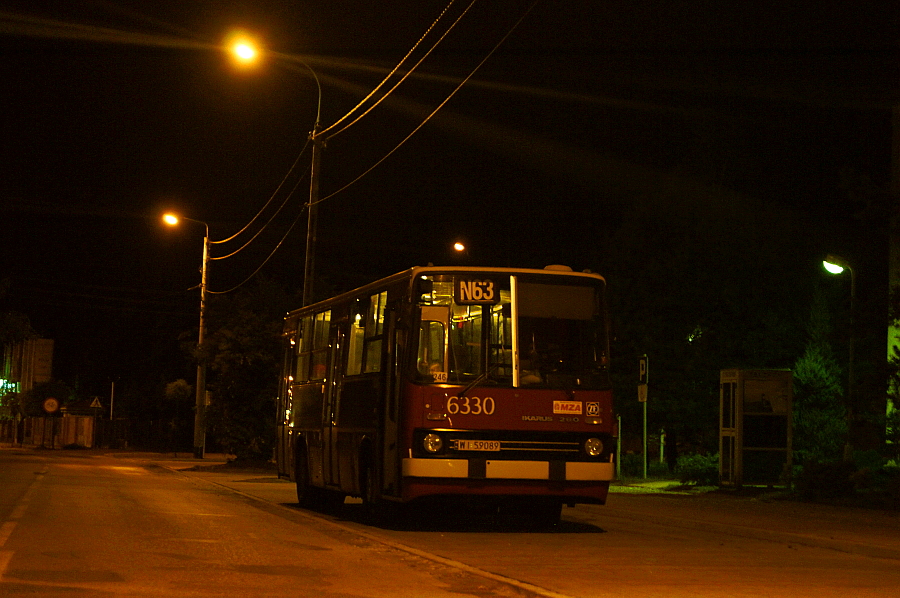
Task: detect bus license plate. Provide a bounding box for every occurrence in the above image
[456,440,500,451]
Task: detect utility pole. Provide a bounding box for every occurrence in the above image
[303,124,322,307]
[193,231,209,459]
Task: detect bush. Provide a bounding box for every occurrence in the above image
[796,461,857,501]
[617,454,673,479]
[648,460,671,477]
[676,453,719,486]
[885,467,900,509]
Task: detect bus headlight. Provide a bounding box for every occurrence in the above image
[423,433,444,453]
[584,437,603,457]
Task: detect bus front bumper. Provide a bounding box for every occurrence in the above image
[402,458,614,481]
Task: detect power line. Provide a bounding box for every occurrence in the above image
[318,0,467,139]
[317,0,540,207]
[212,139,312,246]
[208,208,306,295]
[202,0,539,292]
[210,155,310,261]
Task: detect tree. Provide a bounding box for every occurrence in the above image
[793,288,847,464]
[162,379,193,452]
[604,189,811,455]
[202,278,293,462]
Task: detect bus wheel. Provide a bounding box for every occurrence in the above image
[359,457,377,509]
[295,449,322,509]
[360,456,396,524]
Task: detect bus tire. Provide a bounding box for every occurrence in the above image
[360,449,396,524]
[295,446,322,509]
[359,452,377,507]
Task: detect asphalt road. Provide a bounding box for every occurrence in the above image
[2,448,900,597]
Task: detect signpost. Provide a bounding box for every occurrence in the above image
[42,397,59,449]
[639,355,648,478]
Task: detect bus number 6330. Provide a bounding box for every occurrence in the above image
[446,395,495,415]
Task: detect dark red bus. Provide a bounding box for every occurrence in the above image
[276,265,615,524]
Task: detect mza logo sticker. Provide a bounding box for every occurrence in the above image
[586,402,600,417]
[553,400,582,414]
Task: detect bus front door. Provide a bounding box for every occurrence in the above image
[381,307,402,498]
[323,322,346,489]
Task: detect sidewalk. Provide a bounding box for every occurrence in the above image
[106,450,231,466]
[0,443,233,469]
[610,478,704,494]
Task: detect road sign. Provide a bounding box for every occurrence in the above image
[638,383,648,403]
[43,397,59,414]
[90,397,103,409]
[639,355,648,384]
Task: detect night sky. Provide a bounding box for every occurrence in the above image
[1,1,897,400]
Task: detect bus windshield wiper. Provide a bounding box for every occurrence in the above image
[458,363,501,398]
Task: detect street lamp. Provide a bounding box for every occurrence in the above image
[823,253,856,461]
[225,31,261,68]
[163,213,210,459]
[224,36,322,306]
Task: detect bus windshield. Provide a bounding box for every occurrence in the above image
[415,274,609,389]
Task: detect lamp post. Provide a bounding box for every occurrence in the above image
[823,253,856,461]
[164,213,210,459]
[299,66,323,307]
[303,118,322,307]
[225,36,322,306]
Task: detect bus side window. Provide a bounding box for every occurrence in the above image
[296,316,312,382]
[310,310,331,380]
[346,298,366,376]
[418,321,446,381]
[363,291,387,373]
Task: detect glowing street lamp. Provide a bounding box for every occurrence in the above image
[453,242,466,253]
[232,41,257,63]
[822,258,846,275]
[163,212,210,459]
[225,32,261,67]
[823,253,856,461]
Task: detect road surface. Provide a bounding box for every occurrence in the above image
[2,448,899,597]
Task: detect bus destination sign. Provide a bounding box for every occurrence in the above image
[454,278,499,305]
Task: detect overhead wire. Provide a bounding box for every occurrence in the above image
[315,0,541,207]
[211,138,312,246]
[207,209,306,295]
[203,0,467,292]
[322,0,479,141]
[210,153,311,261]
[206,0,538,291]
[317,0,464,139]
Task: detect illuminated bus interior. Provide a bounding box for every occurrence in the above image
[415,274,609,389]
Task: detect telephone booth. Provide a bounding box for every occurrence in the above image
[720,369,792,486]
